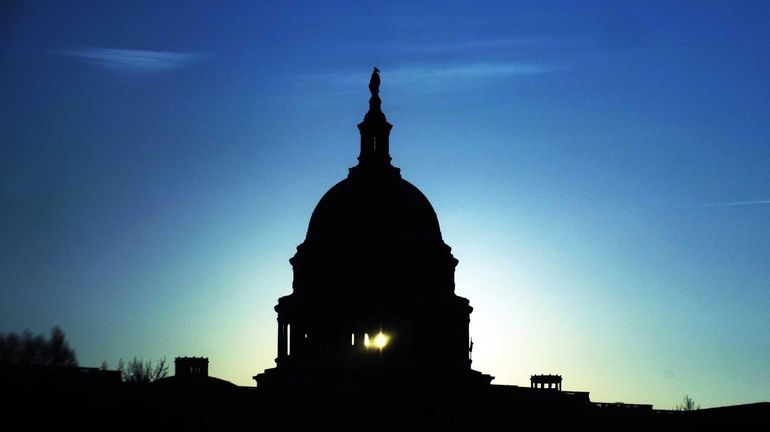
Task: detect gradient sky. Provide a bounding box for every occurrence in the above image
[2,1,769,408]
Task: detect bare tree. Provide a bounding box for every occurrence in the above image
[675,394,700,411]
[47,327,77,366]
[0,327,77,366]
[118,356,169,383]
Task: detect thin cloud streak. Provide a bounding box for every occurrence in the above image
[393,37,571,54]
[390,62,556,82]
[311,62,558,93]
[694,200,770,208]
[55,48,204,74]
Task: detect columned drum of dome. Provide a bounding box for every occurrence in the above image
[255,69,492,390]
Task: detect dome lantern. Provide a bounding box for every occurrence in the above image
[357,67,393,166]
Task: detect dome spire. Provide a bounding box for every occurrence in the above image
[358,67,393,166]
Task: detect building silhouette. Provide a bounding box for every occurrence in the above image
[531,374,563,390]
[255,68,492,391]
[3,69,768,431]
[175,357,208,378]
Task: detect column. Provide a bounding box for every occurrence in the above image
[277,321,287,361]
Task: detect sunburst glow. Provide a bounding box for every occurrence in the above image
[363,332,389,349]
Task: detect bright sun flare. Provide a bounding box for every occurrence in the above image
[364,332,389,349]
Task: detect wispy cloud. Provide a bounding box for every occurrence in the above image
[694,200,770,208]
[393,37,570,54]
[390,62,556,82]
[55,48,204,74]
[311,62,558,93]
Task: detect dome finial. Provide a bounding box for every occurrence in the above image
[357,67,393,168]
[364,67,385,122]
[369,67,380,96]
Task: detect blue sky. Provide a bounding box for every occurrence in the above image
[1,1,769,408]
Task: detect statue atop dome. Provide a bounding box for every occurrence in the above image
[369,67,380,95]
[359,67,392,165]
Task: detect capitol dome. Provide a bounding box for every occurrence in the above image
[289,73,456,297]
[256,69,492,390]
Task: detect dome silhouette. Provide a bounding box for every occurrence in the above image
[306,174,443,243]
[293,163,455,298]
